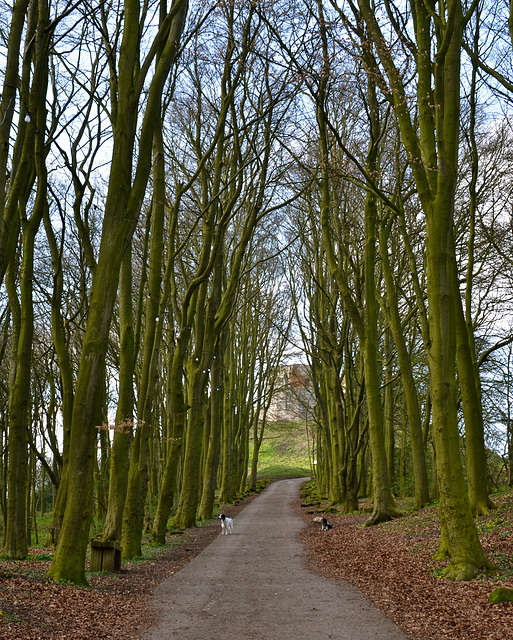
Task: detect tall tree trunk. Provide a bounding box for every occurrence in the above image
[361,178,398,525]
[379,220,430,508]
[316,2,397,522]
[5,0,48,556]
[5,165,46,559]
[355,0,493,578]
[121,113,167,559]
[173,366,209,528]
[104,247,135,541]
[173,277,211,528]
[455,46,494,516]
[47,0,188,585]
[197,237,225,521]
[426,193,488,578]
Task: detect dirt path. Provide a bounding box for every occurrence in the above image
[142,478,408,640]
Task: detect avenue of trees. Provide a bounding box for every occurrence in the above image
[1,0,513,584]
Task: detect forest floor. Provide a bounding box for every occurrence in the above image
[299,487,513,640]
[1,485,513,640]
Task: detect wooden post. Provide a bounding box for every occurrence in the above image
[90,540,122,572]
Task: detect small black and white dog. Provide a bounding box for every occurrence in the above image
[218,513,234,535]
[321,517,333,530]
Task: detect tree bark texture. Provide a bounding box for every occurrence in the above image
[48,0,188,584]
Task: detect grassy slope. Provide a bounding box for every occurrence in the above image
[252,420,312,481]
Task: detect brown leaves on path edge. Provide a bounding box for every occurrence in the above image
[298,492,513,640]
[0,495,259,640]
[2,488,513,640]
[0,534,213,640]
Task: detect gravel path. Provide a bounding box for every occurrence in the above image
[142,478,408,640]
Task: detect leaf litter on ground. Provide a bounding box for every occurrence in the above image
[298,489,513,640]
[1,487,513,640]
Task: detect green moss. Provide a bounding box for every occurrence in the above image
[489,587,513,604]
[442,560,499,581]
[442,562,479,581]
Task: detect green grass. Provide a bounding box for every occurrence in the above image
[252,420,313,481]
[18,512,103,551]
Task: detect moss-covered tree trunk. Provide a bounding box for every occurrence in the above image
[172,234,217,526]
[0,0,30,285]
[5,0,49,557]
[361,177,399,525]
[153,0,262,532]
[197,337,225,520]
[151,165,225,540]
[355,0,493,577]
[160,196,214,530]
[120,422,147,559]
[452,62,494,514]
[173,358,210,528]
[197,237,226,521]
[304,230,337,501]
[379,220,430,509]
[121,118,167,559]
[316,3,397,523]
[455,48,494,516]
[426,192,489,578]
[47,0,188,584]
[5,174,45,561]
[135,192,183,548]
[104,247,134,541]
[418,4,492,578]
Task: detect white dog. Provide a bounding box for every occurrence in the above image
[218,513,234,535]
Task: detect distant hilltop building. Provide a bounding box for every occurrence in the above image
[267,363,316,422]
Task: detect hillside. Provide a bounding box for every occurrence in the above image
[252,420,313,481]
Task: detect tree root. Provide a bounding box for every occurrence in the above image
[364,506,402,527]
[442,559,500,581]
[433,543,449,562]
[472,496,497,517]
